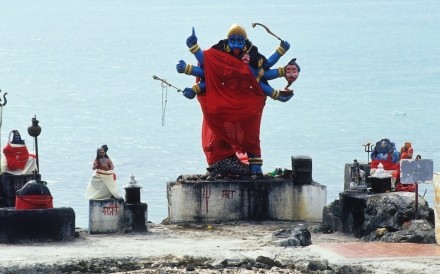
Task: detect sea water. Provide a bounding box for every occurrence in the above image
[1,0,439,228]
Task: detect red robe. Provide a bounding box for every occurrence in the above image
[197,48,267,165]
[3,143,32,171]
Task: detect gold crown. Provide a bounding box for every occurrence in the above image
[227,24,247,39]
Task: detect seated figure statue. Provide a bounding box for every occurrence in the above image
[85,145,120,200]
[370,138,401,186]
[400,142,413,160]
[370,138,400,168]
[395,142,416,192]
[1,130,37,175]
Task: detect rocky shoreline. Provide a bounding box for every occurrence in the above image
[1,256,373,274]
[1,221,440,274]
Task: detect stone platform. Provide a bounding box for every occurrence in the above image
[0,207,76,243]
[167,175,327,223]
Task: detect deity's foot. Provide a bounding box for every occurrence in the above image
[250,164,263,179]
[208,155,251,178]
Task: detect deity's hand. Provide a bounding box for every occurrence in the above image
[176,60,187,74]
[278,90,294,102]
[280,40,290,51]
[186,27,198,48]
[182,87,196,99]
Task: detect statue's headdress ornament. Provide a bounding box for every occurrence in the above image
[10,130,25,145]
[101,144,108,153]
[227,24,247,40]
[286,58,301,72]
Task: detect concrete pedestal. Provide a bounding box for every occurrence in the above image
[167,177,326,223]
[0,207,75,243]
[89,198,125,234]
[88,198,149,234]
[124,203,148,232]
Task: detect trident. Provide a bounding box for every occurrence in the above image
[363,142,374,164]
[0,90,8,173]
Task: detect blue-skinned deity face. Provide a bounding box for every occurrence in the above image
[228,34,246,57]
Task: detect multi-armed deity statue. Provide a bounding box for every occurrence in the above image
[176,23,300,177]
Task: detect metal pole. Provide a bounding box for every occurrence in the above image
[35,135,39,172]
[415,183,419,220]
[0,90,8,173]
[28,116,42,176]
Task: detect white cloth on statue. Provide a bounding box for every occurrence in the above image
[85,169,120,199]
[0,153,37,175]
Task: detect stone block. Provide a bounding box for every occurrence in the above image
[0,207,75,243]
[370,177,391,193]
[124,203,148,233]
[291,155,312,185]
[88,198,125,234]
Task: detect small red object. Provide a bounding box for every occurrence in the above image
[15,195,53,210]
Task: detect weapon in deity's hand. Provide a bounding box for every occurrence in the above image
[251,22,283,42]
[152,75,183,93]
[152,75,183,126]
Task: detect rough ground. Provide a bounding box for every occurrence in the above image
[1,221,440,273]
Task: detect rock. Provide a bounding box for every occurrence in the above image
[322,200,342,232]
[307,259,328,271]
[213,264,224,270]
[272,224,312,247]
[375,227,388,236]
[225,258,242,267]
[253,262,270,269]
[185,264,195,271]
[336,265,374,274]
[322,192,435,242]
[255,256,283,268]
[364,219,435,243]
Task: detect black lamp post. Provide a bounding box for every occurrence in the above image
[28,116,42,175]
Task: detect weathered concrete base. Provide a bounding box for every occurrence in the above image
[0,207,75,243]
[167,176,327,223]
[89,198,125,234]
[124,203,148,233]
[88,198,148,234]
